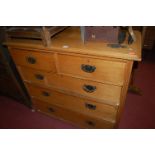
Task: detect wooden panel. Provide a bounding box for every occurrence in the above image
[17,66,48,86]
[143,27,155,50]
[32,98,115,129]
[26,83,117,121]
[115,61,133,127]
[47,73,121,104]
[57,54,126,86]
[9,48,56,72]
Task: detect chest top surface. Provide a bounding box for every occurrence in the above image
[5,27,141,61]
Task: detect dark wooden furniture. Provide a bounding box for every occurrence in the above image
[142,26,155,50]
[0,28,31,107]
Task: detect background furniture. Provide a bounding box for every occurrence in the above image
[5,27,141,128]
[142,26,155,50]
[0,28,31,106]
[5,26,67,47]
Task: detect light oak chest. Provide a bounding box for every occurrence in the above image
[6,27,141,128]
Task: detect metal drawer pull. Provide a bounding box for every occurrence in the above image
[35,74,44,80]
[42,91,50,96]
[86,120,95,126]
[85,103,96,110]
[81,64,96,73]
[48,107,55,112]
[83,84,96,93]
[26,56,36,64]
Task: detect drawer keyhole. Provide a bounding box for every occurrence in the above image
[86,120,95,126]
[26,56,36,64]
[42,91,50,96]
[81,64,96,73]
[85,103,96,110]
[83,84,96,93]
[48,107,55,113]
[35,74,44,80]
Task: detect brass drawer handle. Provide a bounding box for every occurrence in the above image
[26,56,36,64]
[85,103,96,110]
[48,107,55,113]
[35,74,44,80]
[81,64,96,73]
[86,120,95,126]
[42,91,50,96]
[83,84,96,93]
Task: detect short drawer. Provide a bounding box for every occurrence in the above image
[26,83,117,121]
[10,49,56,72]
[57,54,126,86]
[32,98,115,129]
[18,66,48,86]
[47,74,121,104]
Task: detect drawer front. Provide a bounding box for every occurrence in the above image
[18,66,48,86]
[48,74,121,104]
[32,98,115,129]
[26,83,117,121]
[10,49,56,72]
[57,54,126,86]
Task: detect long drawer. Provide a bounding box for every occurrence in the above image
[48,74,121,104]
[57,54,126,86]
[26,83,117,122]
[19,67,121,104]
[10,48,56,72]
[32,98,115,129]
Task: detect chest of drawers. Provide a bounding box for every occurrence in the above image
[5,27,141,128]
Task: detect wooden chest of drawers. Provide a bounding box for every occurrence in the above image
[5,27,141,128]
